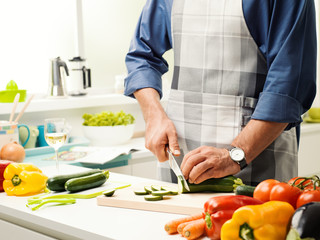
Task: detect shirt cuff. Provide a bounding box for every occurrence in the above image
[124,68,163,99]
[251,92,304,129]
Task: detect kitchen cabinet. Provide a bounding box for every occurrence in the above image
[0,219,56,240]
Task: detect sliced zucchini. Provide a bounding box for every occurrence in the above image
[103,188,116,197]
[161,186,179,195]
[151,190,171,196]
[151,185,162,191]
[144,186,153,194]
[144,195,163,201]
[134,190,149,195]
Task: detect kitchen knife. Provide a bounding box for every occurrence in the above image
[167,147,190,192]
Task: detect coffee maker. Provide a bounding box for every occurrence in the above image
[48,57,69,98]
[67,56,91,96]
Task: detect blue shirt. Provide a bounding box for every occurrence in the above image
[124,0,317,131]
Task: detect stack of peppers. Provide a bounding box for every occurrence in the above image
[203,195,263,239]
[1,162,48,196]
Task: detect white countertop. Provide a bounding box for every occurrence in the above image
[0,165,209,240]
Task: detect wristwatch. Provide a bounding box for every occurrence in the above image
[227,146,247,170]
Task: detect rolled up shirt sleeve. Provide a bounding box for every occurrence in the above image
[124,0,173,99]
[246,0,317,129]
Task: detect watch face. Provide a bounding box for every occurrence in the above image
[231,148,245,161]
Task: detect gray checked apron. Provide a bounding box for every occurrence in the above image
[158,0,298,185]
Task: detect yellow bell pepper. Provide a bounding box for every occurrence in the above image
[221,201,294,240]
[3,163,48,196]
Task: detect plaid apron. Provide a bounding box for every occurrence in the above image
[158,0,298,185]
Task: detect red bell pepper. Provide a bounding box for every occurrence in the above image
[203,195,263,240]
[0,160,12,192]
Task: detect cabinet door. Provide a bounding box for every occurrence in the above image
[0,219,56,240]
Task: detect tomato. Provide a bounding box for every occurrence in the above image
[270,182,302,209]
[288,177,313,190]
[253,179,280,202]
[303,185,320,191]
[296,190,320,208]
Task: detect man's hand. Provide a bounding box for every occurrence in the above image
[145,113,179,162]
[134,88,180,162]
[180,146,240,184]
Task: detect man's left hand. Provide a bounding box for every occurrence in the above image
[180,146,241,184]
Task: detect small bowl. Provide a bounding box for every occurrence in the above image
[308,108,320,120]
[82,124,135,146]
[0,90,27,103]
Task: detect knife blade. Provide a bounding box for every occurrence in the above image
[167,148,190,192]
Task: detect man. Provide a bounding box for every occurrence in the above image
[124,0,317,185]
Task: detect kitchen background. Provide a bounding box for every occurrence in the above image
[0,0,319,177]
[0,0,173,95]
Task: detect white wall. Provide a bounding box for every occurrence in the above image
[0,0,173,95]
[0,0,75,93]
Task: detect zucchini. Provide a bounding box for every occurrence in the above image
[134,189,149,195]
[161,186,179,195]
[46,169,103,192]
[181,175,243,193]
[151,185,162,191]
[144,195,163,201]
[144,186,153,194]
[151,190,171,196]
[103,188,116,197]
[65,171,109,193]
[234,185,256,197]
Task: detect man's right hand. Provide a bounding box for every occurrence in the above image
[145,113,180,162]
[134,88,180,162]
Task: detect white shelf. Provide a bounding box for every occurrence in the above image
[0,94,138,115]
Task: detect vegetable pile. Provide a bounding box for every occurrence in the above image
[164,174,320,240]
[82,110,135,126]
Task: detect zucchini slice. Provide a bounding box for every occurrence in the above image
[144,195,163,201]
[161,186,179,195]
[134,190,149,195]
[151,190,171,196]
[103,188,116,197]
[151,185,162,191]
[144,186,153,194]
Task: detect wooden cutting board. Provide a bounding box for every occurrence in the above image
[97,180,233,215]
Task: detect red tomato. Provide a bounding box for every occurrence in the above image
[296,190,320,208]
[253,179,280,202]
[270,182,302,209]
[288,177,313,190]
[303,185,320,191]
